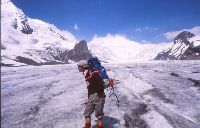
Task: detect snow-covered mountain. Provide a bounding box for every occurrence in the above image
[1,0,77,66]
[154,31,200,60]
[88,34,173,63]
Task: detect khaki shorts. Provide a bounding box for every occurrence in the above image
[84,93,105,119]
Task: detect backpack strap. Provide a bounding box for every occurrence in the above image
[85,69,99,81]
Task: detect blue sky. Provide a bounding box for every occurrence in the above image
[11,0,200,43]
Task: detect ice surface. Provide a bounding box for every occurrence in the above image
[1,61,200,128]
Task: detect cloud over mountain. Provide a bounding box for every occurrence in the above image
[164,26,200,40]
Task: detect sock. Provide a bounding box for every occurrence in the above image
[98,125,103,128]
[85,122,91,128]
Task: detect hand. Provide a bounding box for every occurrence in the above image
[103,78,115,88]
[109,78,115,87]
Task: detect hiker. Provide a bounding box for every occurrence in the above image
[77,59,109,128]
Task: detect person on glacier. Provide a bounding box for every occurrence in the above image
[77,59,113,128]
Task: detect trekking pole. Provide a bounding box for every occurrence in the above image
[108,79,120,108]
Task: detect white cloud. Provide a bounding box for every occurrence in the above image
[135,28,142,32]
[135,26,158,32]
[74,24,79,30]
[144,26,149,30]
[89,33,140,45]
[164,26,200,40]
[141,40,152,44]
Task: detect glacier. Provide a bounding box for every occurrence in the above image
[1,61,200,128]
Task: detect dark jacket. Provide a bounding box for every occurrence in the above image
[84,69,104,97]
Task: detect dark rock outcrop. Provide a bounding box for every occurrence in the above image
[66,40,93,62]
[154,31,200,60]
[15,56,39,65]
[174,31,195,45]
[1,43,6,50]
[13,16,33,35]
[21,20,33,34]
[14,56,68,66]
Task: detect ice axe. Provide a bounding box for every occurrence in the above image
[108,78,120,108]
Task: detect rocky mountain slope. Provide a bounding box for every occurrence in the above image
[154,31,200,60]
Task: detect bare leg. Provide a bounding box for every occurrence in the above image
[85,117,91,128]
[97,118,103,128]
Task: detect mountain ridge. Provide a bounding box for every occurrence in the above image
[154,31,200,60]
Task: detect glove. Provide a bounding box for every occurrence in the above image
[103,78,115,88]
[108,78,115,87]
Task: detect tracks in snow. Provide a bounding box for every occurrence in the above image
[116,69,200,128]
